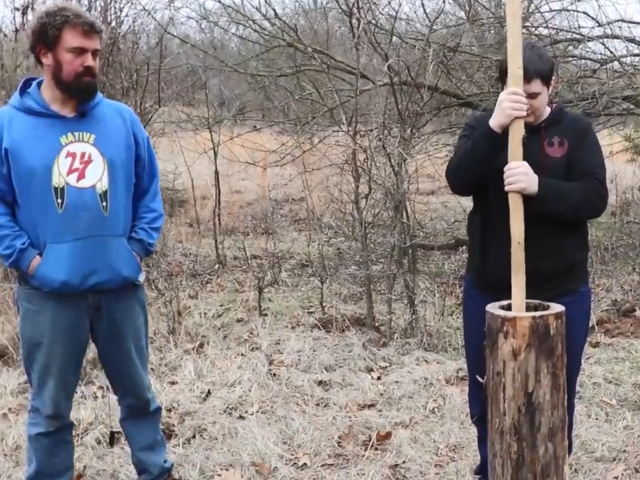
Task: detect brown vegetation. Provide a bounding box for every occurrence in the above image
[2,0,640,479]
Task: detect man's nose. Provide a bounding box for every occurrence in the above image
[82,54,97,69]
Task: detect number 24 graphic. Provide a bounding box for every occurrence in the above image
[65,150,93,182]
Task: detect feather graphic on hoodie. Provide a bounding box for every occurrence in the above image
[95,162,109,215]
[52,156,66,213]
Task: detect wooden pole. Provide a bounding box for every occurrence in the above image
[485,300,568,479]
[485,3,568,478]
[505,0,526,313]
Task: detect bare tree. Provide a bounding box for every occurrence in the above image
[2,0,639,339]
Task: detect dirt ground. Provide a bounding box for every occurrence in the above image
[1,126,640,480]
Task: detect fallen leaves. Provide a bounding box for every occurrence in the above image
[591,300,640,339]
[444,369,468,389]
[0,341,12,363]
[158,406,202,446]
[313,312,372,334]
[432,457,449,469]
[237,402,260,420]
[72,466,86,480]
[296,451,311,468]
[366,361,391,381]
[190,340,207,354]
[161,419,177,442]
[217,460,315,480]
[222,402,261,420]
[363,430,393,452]
[606,464,626,480]
[346,401,377,413]
[0,402,27,424]
[374,430,393,444]
[337,424,395,452]
[0,335,19,365]
[267,354,293,369]
[251,460,273,476]
[214,468,243,480]
[337,424,356,447]
[314,376,333,390]
[588,337,601,348]
[88,384,107,399]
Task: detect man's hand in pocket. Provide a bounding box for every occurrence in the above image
[27,255,41,275]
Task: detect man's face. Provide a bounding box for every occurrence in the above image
[40,26,101,103]
[522,78,553,124]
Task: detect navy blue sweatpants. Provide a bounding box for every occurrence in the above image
[462,274,591,478]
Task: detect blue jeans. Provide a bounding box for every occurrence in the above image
[462,275,591,478]
[16,282,173,480]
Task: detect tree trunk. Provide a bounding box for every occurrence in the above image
[485,300,568,480]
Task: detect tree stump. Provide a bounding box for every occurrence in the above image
[485,300,568,480]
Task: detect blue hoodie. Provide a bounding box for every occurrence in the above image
[0,77,164,293]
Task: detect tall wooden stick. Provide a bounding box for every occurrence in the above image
[487,11,568,475]
[505,0,526,313]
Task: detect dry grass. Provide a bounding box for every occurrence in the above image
[152,124,640,224]
[1,125,640,480]
[1,272,639,480]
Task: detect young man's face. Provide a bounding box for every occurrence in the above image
[522,78,553,124]
[40,25,101,103]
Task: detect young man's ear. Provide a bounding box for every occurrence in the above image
[549,76,559,97]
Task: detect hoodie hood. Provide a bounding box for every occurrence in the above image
[525,102,567,132]
[8,76,103,118]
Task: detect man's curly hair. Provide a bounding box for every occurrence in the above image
[28,3,103,67]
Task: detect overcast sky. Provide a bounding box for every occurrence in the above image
[0,0,638,33]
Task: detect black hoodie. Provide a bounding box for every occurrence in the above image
[446,104,608,301]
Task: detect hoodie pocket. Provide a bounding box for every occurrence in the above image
[30,236,142,293]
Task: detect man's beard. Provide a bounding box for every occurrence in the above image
[51,56,99,104]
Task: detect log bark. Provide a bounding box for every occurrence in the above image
[485,300,568,480]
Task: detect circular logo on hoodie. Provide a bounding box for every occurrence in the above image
[56,142,106,189]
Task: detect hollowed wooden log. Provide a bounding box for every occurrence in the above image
[485,300,568,480]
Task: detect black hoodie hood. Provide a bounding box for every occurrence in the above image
[526,102,567,130]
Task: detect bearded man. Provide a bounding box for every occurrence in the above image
[0,4,173,480]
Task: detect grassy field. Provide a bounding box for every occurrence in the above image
[1,125,640,480]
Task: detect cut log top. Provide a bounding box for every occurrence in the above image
[486,300,565,318]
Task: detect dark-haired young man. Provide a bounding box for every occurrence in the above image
[0,4,173,480]
[446,41,608,479]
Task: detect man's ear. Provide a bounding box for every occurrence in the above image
[38,47,52,67]
[549,76,560,96]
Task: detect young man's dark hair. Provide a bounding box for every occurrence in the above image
[497,40,555,88]
[445,42,608,480]
[28,3,103,67]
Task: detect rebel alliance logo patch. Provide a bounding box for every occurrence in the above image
[543,136,569,158]
[52,140,109,215]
